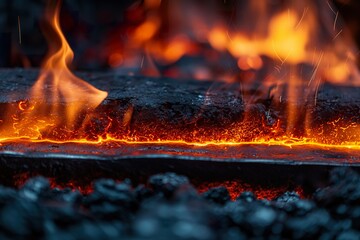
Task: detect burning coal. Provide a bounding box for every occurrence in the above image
[0,0,359,149]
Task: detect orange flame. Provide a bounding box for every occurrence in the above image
[1,0,107,139]
[100,0,360,149]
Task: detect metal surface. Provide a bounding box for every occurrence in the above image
[1,141,359,164]
[0,141,359,191]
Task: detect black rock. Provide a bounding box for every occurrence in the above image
[275,191,300,203]
[203,186,231,205]
[0,198,44,239]
[337,230,360,240]
[286,200,316,216]
[134,184,153,202]
[83,179,137,221]
[134,200,216,240]
[0,168,356,239]
[45,220,124,240]
[0,186,17,206]
[84,179,135,206]
[284,209,332,239]
[48,188,82,205]
[148,173,190,198]
[314,168,360,207]
[20,176,50,201]
[237,191,256,203]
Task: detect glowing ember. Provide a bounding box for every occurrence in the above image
[13,173,302,200]
[0,0,359,150]
[197,181,305,201]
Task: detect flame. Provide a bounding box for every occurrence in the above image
[0,0,360,151]
[100,0,360,149]
[33,1,107,123]
[127,1,358,81]
[0,1,107,139]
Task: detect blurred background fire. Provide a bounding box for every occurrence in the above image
[1,0,359,72]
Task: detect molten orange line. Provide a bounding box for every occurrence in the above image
[0,136,359,150]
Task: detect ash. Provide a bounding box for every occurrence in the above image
[1,170,360,240]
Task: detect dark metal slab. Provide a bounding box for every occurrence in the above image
[1,141,359,164]
[0,141,359,193]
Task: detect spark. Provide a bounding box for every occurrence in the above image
[140,55,145,68]
[271,41,285,64]
[295,7,309,30]
[326,1,337,15]
[308,53,324,106]
[314,74,321,106]
[308,52,324,87]
[333,29,343,40]
[334,11,339,31]
[18,16,22,45]
[226,31,232,41]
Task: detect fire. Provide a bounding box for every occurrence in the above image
[0,1,107,140]
[0,0,359,150]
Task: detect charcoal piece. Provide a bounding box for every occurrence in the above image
[46,221,124,240]
[237,191,256,203]
[44,206,84,228]
[329,167,359,185]
[273,191,302,211]
[83,179,137,214]
[47,188,82,205]
[314,168,360,207]
[87,202,131,221]
[284,209,332,239]
[244,205,279,236]
[224,200,284,237]
[275,191,300,203]
[0,186,17,206]
[203,186,231,205]
[148,172,190,198]
[223,201,249,227]
[173,184,200,202]
[350,206,360,229]
[134,201,216,240]
[279,200,315,216]
[337,230,360,240]
[0,198,44,238]
[84,184,136,222]
[220,228,246,240]
[19,176,50,201]
[90,179,133,204]
[134,184,153,202]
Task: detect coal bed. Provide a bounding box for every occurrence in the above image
[1,168,360,239]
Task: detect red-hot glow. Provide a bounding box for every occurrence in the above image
[13,172,303,200]
[197,181,305,200]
